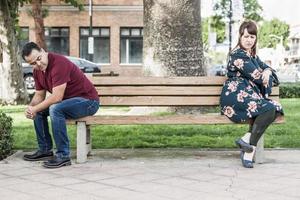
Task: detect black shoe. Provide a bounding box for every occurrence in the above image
[235,138,253,153]
[43,156,71,169]
[240,151,254,168]
[23,151,53,161]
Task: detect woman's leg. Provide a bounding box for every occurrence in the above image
[240,119,255,144]
[249,108,276,146]
[248,118,254,133]
[236,119,255,152]
[241,108,276,168]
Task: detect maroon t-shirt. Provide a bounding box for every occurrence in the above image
[33,53,99,101]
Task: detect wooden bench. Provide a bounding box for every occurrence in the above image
[67,76,284,163]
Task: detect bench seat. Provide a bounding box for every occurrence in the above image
[68,114,284,125]
[67,75,283,163]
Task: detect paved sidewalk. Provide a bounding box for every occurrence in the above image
[1,149,300,200]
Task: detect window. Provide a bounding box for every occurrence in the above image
[18,27,29,51]
[79,27,110,64]
[45,27,69,55]
[120,27,143,64]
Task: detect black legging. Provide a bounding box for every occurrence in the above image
[248,108,276,146]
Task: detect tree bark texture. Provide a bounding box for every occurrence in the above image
[143,0,205,76]
[0,0,28,104]
[32,0,47,50]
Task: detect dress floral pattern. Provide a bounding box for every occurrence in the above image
[220,48,284,123]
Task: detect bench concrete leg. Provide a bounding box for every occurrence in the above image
[86,125,92,156]
[76,122,87,163]
[255,135,264,164]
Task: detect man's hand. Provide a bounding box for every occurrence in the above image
[262,69,272,87]
[25,106,37,120]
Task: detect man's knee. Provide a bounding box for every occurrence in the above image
[35,109,49,118]
[49,104,62,117]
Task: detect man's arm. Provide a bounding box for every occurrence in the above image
[29,90,47,106]
[27,83,66,119]
[25,90,46,119]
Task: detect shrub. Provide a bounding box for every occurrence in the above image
[280,83,300,98]
[0,111,13,160]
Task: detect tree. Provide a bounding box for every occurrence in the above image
[31,0,46,49]
[0,0,29,104]
[243,0,263,22]
[0,0,83,104]
[202,16,226,46]
[212,0,263,43]
[258,19,290,49]
[30,0,83,50]
[143,0,205,76]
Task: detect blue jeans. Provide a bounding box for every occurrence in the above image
[33,97,100,158]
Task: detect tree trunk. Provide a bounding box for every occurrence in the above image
[143,0,205,76]
[0,1,28,104]
[32,0,47,50]
[142,0,206,114]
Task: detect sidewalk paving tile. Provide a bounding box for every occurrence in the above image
[1,149,300,200]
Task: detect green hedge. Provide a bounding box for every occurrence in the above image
[280,83,300,98]
[0,111,13,160]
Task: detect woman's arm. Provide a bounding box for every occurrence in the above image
[256,55,274,71]
[229,52,264,85]
[229,51,273,97]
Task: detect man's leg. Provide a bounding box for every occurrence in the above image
[44,97,99,168]
[23,110,53,161]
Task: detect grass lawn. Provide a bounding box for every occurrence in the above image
[1,98,300,150]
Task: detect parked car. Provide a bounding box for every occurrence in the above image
[66,56,101,73]
[22,63,35,90]
[207,64,227,76]
[22,56,101,91]
[276,64,300,83]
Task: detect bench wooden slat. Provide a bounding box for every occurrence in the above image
[67,114,284,125]
[272,86,279,95]
[97,86,279,96]
[90,76,228,86]
[99,96,280,106]
[100,96,220,106]
[71,76,284,163]
[97,86,222,96]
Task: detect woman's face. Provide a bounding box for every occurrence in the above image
[240,28,256,52]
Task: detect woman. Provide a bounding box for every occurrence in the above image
[220,20,284,168]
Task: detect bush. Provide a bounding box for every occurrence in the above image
[0,111,13,160]
[280,83,300,98]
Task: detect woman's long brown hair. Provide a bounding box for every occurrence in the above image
[233,20,258,57]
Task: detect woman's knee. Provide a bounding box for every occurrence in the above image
[266,107,276,122]
[258,108,276,121]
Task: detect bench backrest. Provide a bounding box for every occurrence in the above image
[89,75,280,106]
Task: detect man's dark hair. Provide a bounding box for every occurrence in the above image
[22,42,41,60]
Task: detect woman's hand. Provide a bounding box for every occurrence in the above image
[262,68,272,87]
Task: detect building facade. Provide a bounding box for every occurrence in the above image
[287,25,300,64]
[19,0,144,75]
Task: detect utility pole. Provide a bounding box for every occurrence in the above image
[228,0,233,52]
[88,0,94,61]
[230,0,244,52]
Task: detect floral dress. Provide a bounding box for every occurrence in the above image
[220,48,284,123]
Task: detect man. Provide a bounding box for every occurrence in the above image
[22,42,100,168]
